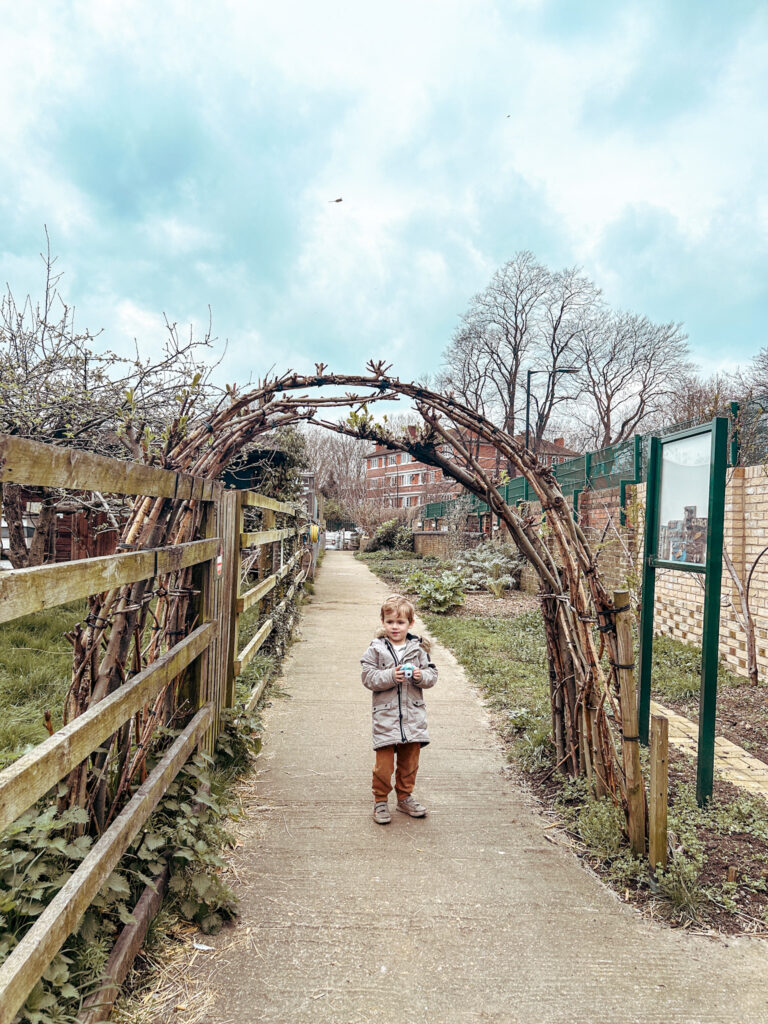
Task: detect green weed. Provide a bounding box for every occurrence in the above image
[650,634,742,701]
[575,797,625,859]
[654,854,706,923]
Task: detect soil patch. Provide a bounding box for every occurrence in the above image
[454,589,539,618]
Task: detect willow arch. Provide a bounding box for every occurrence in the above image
[63,361,643,836]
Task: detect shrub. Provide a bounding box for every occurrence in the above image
[366,518,414,553]
[413,571,466,613]
[455,542,525,595]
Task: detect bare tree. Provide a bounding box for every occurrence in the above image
[442,251,550,438]
[442,252,696,457]
[650,371,738,433]
[303,426,368,512]
[574,311,691,448]
[528,267,596,449]
[0,239,218,567]
[438,320,496,421]
[743,347,768,397]
[440,254,597,461]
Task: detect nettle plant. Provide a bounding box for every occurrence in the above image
[455,542,525,597]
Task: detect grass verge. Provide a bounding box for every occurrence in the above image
[0,601,87,768]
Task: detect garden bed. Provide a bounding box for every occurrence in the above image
[650,635,768,766]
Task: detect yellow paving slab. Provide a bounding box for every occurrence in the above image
[651,699,768,801]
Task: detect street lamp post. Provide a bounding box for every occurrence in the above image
[523,366,580,501]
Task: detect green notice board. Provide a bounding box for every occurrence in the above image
[637,417,728,805]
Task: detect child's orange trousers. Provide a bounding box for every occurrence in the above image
[372,742,420,802]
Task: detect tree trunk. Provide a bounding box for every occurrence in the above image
[1,482,31,568]
[1,483,58,567]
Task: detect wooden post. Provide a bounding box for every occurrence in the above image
[261,509,276,615]
[649,713,669,870]
[589,706,607,798]
[614,588,646,855]
[217,490,242,710]
[191,501,217,753]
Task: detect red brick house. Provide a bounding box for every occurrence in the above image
[364,430,580,509]
[508,434,580,473]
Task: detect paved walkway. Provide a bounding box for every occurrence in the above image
[185,552,767,1024]
[652,699,768,800]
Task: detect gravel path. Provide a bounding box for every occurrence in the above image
[184,551,768,1024]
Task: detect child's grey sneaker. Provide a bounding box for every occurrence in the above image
[373,801,391,824]
[397,795,427,817]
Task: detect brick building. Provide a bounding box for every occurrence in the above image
[364,430,579,509]
[510,435,580,472]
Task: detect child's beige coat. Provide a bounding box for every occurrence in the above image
[360,633,437,749]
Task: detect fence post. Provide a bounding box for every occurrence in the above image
[217,489,242,711]
[190,500,217,753]
[261,508,276,615]
[614,588,646,856]
[649,713,669,870]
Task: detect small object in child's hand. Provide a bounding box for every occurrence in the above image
[401,663,415,679]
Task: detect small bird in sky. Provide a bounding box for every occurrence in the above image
[328,197,343,203]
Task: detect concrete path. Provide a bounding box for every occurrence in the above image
[652,698,768,801]
[188,552,767,1024]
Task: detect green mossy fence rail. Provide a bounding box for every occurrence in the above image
[0,435,311,1024]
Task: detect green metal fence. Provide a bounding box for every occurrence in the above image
[418,400,756,525]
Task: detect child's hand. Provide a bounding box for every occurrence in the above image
[412,667,423,682]
[394,666,405,683]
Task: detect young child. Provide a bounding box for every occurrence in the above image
[360,594,438,824]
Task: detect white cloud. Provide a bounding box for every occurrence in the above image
[0,0,766,383]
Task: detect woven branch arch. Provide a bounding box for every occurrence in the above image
[65,362,640,831]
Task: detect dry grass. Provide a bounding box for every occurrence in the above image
[110,734,277,1022]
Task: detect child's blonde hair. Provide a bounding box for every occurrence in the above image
[380,594,415,623]
[379,594,431,654]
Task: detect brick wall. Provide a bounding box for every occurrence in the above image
[515,467,768,683]
[650,466,768,681]
[413,531,485,558]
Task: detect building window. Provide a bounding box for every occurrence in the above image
[387,454,397,466]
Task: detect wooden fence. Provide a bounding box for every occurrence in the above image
[0,435,311,1024]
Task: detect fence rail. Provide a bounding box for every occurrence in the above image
[227,493,308,710]
[0,434,313,1024]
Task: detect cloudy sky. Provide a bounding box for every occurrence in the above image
[1,0,766,389]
